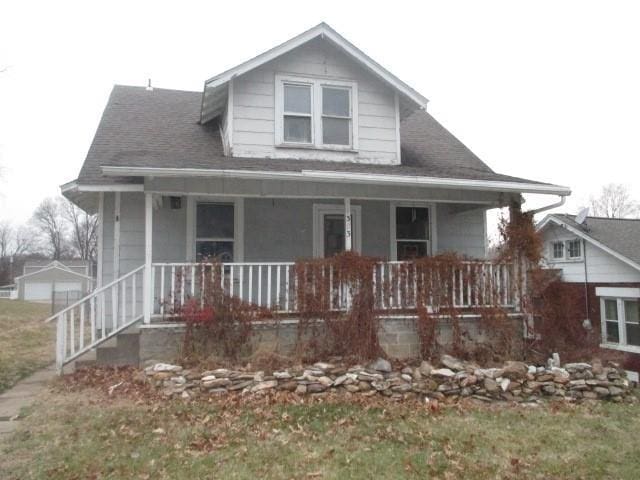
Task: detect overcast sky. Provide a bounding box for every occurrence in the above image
[1,0,639,238]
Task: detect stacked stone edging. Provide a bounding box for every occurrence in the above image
[144,355,637,404]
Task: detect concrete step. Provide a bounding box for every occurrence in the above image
[96,332,140,367]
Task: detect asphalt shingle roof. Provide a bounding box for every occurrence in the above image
[75,85,551,187]
[553,214,640,266]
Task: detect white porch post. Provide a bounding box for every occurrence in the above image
[344,197,352,252]
[143,192,153,324]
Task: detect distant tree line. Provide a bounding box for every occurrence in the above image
[0,197,97,286]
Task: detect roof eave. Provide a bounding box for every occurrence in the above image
[101,165,571,196]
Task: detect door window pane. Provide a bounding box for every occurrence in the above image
[196,204,234,238]
[324,214,346,258]
[322,117,350,145]
[284,84,311,113]
[396,207,429,240]
[284,116,311,143]
[604,299,618,320]
[196,241,233,262]
[322,87,350,116]
[397,241,428,261]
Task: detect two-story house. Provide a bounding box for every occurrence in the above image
[53,23,570,370]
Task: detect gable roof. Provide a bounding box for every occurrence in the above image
[538,214,640,272]
[67,85,569,197]
[200,22,428,123]
[15,264,93,282]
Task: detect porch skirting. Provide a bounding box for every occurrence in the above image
[137,315,525,364]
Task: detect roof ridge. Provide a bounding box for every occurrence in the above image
[555,213,640,222]
[113,84,201,94]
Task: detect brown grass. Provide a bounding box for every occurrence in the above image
[0,299,54,393]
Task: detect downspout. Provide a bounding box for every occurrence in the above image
[526,194,567,215]
[583,238,590,327]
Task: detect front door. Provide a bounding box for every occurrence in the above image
[313,204,362,258]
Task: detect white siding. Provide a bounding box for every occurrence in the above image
[231,37,399,164]
[436,206,488,258]
[541,224,640,283]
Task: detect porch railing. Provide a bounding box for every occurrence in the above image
[151,260,518,317]
[45,265,145,371]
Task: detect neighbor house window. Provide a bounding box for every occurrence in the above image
[552,241,564,259]
[195,203,234,262]
[600,296,640,350]
[566,239,582,259]
[393,205,430,260]
[276,75,358,150]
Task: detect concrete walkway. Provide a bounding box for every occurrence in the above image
[0,365,56,437]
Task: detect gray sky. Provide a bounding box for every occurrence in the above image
[1,0,639,236]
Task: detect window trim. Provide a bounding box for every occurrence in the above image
[600,293,640,353]
[548,237,583,262]
[187,197,244,262]
[390,202,436,261]
[275,74,359,151]
[312,203,362,258]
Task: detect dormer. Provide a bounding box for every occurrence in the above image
[200,23,428,165]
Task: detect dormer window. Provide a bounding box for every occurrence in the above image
[275,74,358,150]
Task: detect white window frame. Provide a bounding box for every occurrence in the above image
[551,241,564,260]
[390,202,436,261]
[598,287,640,354]
[548,238,582,262]
[275,74,358,151]
[187,197,244,262]
[566,239,582,260]
[312,203,362,258]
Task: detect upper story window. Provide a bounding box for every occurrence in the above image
[567,239,582,259]
[552,241,564,259]
[276,75,358,150]
[549,238,582,261]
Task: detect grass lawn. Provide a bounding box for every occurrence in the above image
[1,376,639,479]
[0,299,54,393]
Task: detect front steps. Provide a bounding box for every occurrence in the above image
[73,326,141,370]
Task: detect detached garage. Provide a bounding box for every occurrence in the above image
[16,261,93,303]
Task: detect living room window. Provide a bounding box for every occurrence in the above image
[276,75,358,150]
[391,204,431,260]
[195,203,235,262]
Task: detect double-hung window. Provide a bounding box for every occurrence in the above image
[392,205,431,260]
[276,75,357,150]
[600,294,640,351]
[195,203,235,262]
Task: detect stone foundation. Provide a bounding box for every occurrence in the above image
[139,315,524,365]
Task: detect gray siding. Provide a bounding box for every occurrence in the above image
[244,198,390,261]
[231,37,399,164]
[436,205,487,258]
[98,196,489,278]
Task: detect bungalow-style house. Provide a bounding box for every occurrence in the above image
[53,23,570,370]
[16,260,93,302]
[537,213,640,354]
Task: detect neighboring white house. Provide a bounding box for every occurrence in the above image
[537,214,640,354]
[15,260,93,302]
[52,22,571,369]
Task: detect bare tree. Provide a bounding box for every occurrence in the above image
[62,199,98,261]
[31,198,68,259]
[587,183,640,219]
